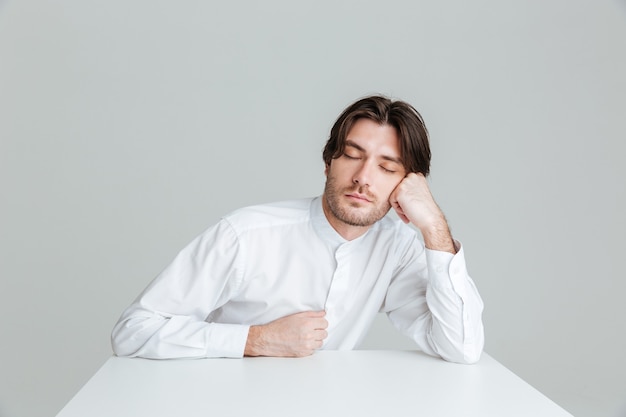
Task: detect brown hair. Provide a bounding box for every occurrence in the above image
[322,95,431,175]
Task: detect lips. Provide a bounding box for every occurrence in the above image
[345,193,372,203]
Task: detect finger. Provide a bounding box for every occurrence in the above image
[313,329,328,341]
[311,317,329,329]
[388,185,400,207]
[390,198,401,211]
[304,337,324,351]
[392,205,410,224]
[389,190,406,219]
[389,177,411,208]
[408,172,425,181]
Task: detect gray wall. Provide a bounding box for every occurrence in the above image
[1,1,625,416]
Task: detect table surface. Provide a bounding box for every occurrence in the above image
[56,350,573,417]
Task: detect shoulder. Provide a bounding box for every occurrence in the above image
[222,197,314,234]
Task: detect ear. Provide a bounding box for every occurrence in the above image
[324,163,330,177]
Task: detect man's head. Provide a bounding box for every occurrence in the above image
[323,95,431,176]
[321,96,431,236]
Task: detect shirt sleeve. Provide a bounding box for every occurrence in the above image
[382,238,485,364]
[110,219,250,359]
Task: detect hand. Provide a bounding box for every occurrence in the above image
[389,173,456,253]
[244,311,328,357]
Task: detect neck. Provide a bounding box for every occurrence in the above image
[321,194,370,241]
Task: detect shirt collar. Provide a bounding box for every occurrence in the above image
[310,196,371,251]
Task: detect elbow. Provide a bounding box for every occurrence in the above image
[435,328,485,365]
[111,339,135,358]
[460,349,482,365]
[454,332,485,365]
[111,320,138,357]
[111,316,158,357]
[439,347,482,365]
[111,305,170,357]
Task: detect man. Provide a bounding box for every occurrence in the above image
[111,95,484,364]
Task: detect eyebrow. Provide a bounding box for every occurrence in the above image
[345,140,404,165]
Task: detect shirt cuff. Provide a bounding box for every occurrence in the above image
[205,323,250,358]
[425,240,470,298]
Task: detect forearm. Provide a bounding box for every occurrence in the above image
[386,242,484,364]
[111,219,248,359]
[424,283,484,363]
[420,217,456,254]
[422,246,484,363]
[111,307,250,359]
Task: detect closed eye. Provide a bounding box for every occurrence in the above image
[342,152,360,160]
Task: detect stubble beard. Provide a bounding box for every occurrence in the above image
[323,174,391,227]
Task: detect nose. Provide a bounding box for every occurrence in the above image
[352,160,372,187]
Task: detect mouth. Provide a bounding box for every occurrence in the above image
[345,193,372,203]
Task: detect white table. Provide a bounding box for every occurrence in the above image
[56,350,573,417]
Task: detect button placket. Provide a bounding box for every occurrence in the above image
[324,243,352,336]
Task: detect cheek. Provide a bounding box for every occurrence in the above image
[380,176,404,197]
[329,162,356,181]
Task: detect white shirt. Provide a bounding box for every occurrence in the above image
[111,197,484,363]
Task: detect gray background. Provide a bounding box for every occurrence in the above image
[1,1,625,416]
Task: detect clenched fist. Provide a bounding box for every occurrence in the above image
[389,173,456,254]
[244,311,328,357]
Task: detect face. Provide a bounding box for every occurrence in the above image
[323,118,406,236]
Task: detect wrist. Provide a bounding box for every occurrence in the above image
[244,325,264,357]
[420,219,456,254]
